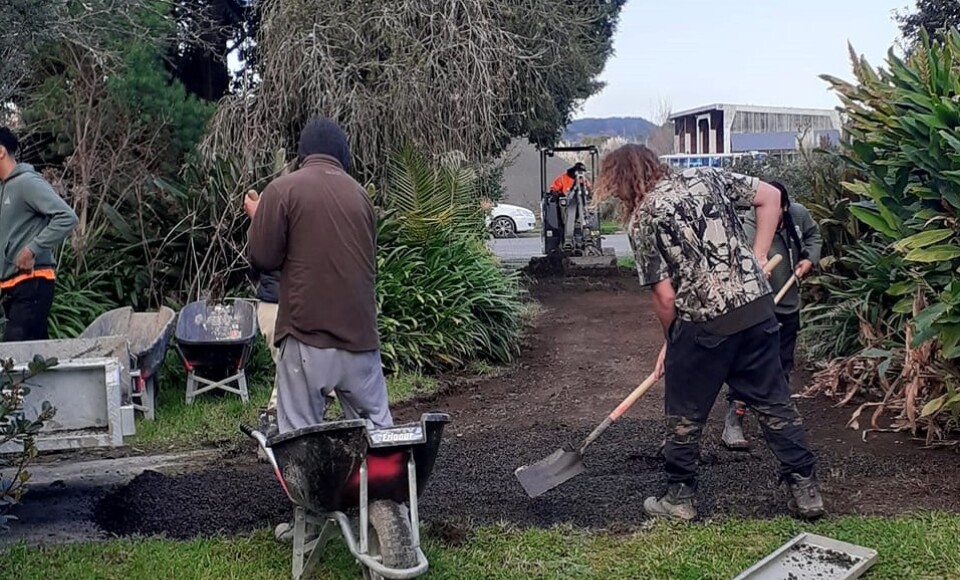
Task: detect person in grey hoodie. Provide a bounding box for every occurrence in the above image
[0,127,78,342]
[722,181,821,450]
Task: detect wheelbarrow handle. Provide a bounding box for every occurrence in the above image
[240,423,276,467]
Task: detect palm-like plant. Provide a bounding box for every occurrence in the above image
[379,147,488,243]
[374,147,523,374]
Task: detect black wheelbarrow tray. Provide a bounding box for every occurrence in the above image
[80,306,177,420]
[242,413,450,580]
[174,299,258,404]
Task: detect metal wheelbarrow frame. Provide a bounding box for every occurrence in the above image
[242,412,450,580]
[80,306,177,420]
[175,299,258,404]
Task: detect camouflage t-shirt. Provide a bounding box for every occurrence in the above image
[628,167,772,322]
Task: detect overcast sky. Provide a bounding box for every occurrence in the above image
[577,0,909,120]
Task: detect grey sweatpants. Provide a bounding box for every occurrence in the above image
[276,336,393,434]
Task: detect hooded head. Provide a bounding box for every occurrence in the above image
[297,117,351,171]
[566,161,586,178]
[0,126,19,181]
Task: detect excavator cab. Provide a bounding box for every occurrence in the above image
[539,146,616,269]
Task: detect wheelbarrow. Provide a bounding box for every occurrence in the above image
[80,306,177,420]
[242,412,450,580]
[174,299,258,404]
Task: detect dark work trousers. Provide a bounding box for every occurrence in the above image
[727,310,801,403]
[1,278,55,342]
[664,316,816,485]
[776,311,800,388]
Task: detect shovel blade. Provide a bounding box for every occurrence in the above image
[514,448,585,498]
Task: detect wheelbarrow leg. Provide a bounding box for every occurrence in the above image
[185,372,197,405]
[237,372,250,403]
[292,506,308,580]
[301,518,335,579]
[143,376,156,421]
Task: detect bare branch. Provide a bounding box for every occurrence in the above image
[202,0,618,184]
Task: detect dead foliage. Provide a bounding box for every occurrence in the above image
[801,292,960,446]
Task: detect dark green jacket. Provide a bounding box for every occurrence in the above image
[743,202,821,315]
[0,163,78,282]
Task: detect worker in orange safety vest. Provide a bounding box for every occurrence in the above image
[549,162,591,250]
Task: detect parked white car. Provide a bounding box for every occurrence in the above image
[487,203,537,238]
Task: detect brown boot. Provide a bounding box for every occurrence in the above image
[643,482,697,521]
[785,472,826,521]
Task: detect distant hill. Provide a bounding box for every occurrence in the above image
[563,116,657,142]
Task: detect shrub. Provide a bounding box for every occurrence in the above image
[804,30,960,442]
[0,356,57,533]
[48,246,121,339]
[375,147,524,373]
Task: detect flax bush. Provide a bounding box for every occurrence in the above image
[803,30,960,442]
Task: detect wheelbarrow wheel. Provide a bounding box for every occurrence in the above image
[366,499,417,578]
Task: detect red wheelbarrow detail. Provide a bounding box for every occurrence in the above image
[342,450,408,505]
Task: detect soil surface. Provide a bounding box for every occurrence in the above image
[0,451,217,546]
[82,276,960,541]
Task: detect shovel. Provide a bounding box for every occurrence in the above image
[774,273,798,304]
[514,254,784,498]
[515,371,661,498]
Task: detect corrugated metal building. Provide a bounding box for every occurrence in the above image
[670,104,841,160]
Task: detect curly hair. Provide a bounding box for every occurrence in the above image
[595,144,669,223]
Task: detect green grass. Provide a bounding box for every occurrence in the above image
[617,256,636,270]
[600,220,622,235]
[130,347,439,450]
[7,514,960,579]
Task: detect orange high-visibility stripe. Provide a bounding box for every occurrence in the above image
[0,268,56,290]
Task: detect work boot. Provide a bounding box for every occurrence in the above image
[785,472,826,521]
[274,522,294,543]
[643,482,697,521]
[721,400,750,450]
[274,521,320,544]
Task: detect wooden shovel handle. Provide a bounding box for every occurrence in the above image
[774,274,798,305]
[610,371,659,422]
[763,253,782,273]
[580,371,658,453]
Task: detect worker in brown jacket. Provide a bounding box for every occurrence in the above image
[245,117,393,435]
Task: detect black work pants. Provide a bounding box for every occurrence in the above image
[663,315,816,485]
[727,310,800,401]
[1,278,55,342]
[777,311,800,387]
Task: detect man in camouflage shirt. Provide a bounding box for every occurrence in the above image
[599,144,823,522]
